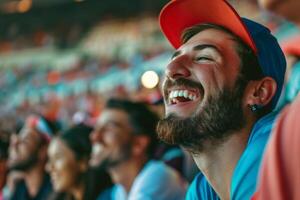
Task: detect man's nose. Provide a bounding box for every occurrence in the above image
[165,55,191,80]
[90,129,103,144]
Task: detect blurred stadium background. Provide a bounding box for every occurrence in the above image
[0,0,299,130]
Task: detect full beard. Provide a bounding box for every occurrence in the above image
[157,77,247,153]
[99,142,132,170]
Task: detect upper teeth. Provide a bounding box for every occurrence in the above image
[92,144,103,155]
[169,90,197,101]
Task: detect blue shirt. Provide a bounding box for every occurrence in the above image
[97,160,187,200]
[186,112,278,200]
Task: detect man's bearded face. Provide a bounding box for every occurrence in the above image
[157,77,247,153]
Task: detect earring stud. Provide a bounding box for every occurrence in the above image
[249,104,262,112]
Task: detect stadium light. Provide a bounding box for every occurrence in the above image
[141,70,159,89]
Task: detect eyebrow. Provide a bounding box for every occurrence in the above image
[106,120,123,128]
[171,44,220,59]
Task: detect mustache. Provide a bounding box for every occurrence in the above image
[163,78,204,97]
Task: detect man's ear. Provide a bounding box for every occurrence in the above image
[246,77,277,107]
[132,135,150,156]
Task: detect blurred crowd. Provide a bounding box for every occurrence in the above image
[0,97,196,200]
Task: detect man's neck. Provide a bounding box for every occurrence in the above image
[109,157,147,193]
[24,164,45,198]
[192,126,252,200]
[70,182,84,200]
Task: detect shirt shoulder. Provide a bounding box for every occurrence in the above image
[231,112,278,200]
[96,186,112,200]
[186,173,220,200]
[128,160,187,200]
[248,111,278,143]
[10,180,28,200]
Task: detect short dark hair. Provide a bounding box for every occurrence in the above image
[60,123,93,160]
[182,23,272,116]
[105,98,159,158]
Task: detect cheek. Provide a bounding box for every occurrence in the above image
[103,134,118,146]
[19,144,32,158]
[53,159,79,191]
[194,68,221,95]
[109,140,128,158]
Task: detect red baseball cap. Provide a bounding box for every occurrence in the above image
[159,0,287,110]
[159,0,257,53]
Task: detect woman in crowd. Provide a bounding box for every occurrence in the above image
[46,123,111,200]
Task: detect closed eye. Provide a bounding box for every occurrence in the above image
[195,56,213,62]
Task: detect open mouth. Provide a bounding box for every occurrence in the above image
[168,89,199,105]
[50,174,59,184]
[90,143,108,167]
[91,143,104,157]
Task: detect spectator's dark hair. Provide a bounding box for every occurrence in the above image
[105,98,159,158]
[60,123,93,161]
[182,23,271,117]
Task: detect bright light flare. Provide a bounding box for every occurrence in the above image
[141,70,159,89]
[18,0,32,13]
